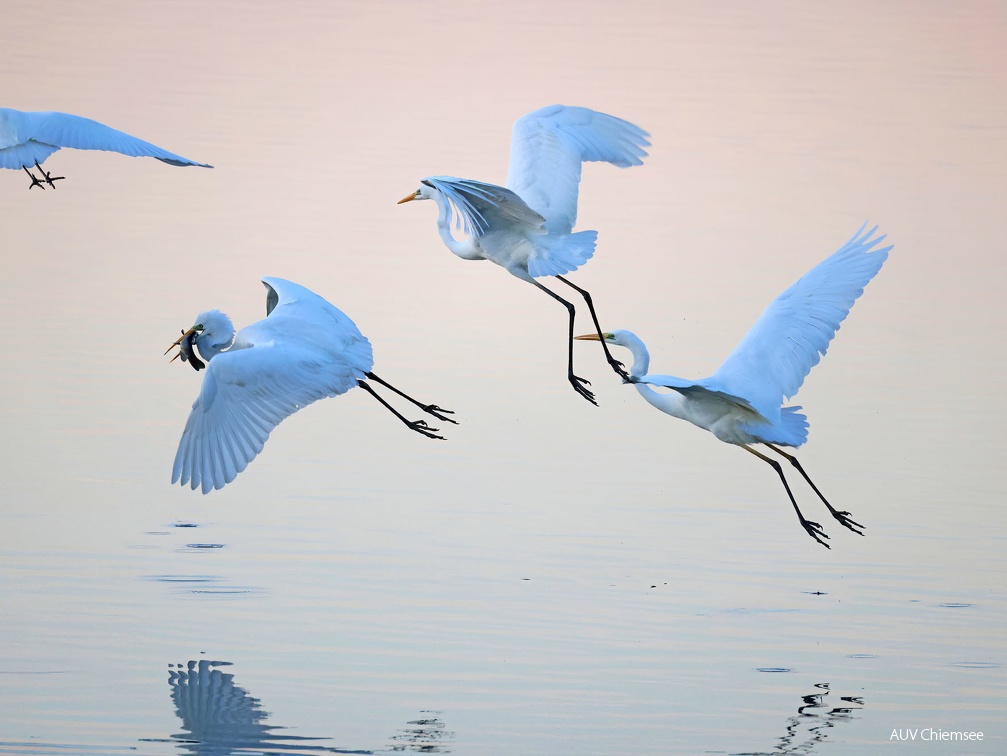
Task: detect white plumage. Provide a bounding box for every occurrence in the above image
[167,277,453,494]
[0,108,211,188]
[576,224,893,548]
[399,104,650,404]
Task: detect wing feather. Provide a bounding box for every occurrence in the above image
[506,105,650,234]
[710,224,892,421]
[423,176,545,238]
[0,109,211,168]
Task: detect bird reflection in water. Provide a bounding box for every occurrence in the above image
[734,682,864,755]
[385,711,455,753]
[163,659,367,755]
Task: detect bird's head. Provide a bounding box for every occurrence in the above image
[575,330,634,349]
[576,329,648,380]
[397,179,437,204]
[164,310,235,369]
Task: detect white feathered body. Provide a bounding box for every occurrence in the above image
[172,277,372,494]
[412,105,648,282]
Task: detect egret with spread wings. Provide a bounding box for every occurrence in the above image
[576,224,892,548]
[0,108,212,189]
[398,104,649,404]
[165,277,455,494]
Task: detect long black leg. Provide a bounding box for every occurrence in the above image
[357,380,444,439]
[23,167,45,190]
[555,275,628,379]
[34,160,64,188]
[765,443,864,535]
[528,279,596,405]
[742,444,830,548]
[364,371,457,424]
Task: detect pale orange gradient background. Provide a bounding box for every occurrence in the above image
[0,1,1005,753]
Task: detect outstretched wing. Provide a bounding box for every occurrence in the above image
[0,109,211,168]
[173,279,373,494]
[711,224,892,420]
[423,176,545,237]
[506,105,650,234]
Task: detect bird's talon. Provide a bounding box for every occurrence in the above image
[421,404,458,423]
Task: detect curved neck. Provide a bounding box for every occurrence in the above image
[434,196,482,260]
[619,331,651,379]
[618,331,690,421]
[195,328,235,362]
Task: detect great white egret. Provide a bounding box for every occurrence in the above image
[398,104,650,405]
[0,108,212,189]
[576,223,892,548]
[165,277,455,493]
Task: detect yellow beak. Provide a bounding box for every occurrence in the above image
[165,326,198,361]
[397,191,418,205]
[574,333,603,341]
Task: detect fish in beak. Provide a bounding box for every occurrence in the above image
[165,327,205,371]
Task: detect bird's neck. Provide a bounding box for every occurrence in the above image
[435,197,483,260]
[195,330,235,362]
[633,382,689,421]
[620,332,651,379]
[619,332,690,420]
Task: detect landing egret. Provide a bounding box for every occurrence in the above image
[0,108,212,189]
[165,277,455,493]
[576,224,892,548]
[398,104,649,404]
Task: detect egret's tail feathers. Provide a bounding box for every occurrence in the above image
[746,406,809,447]
[528,230,597,277]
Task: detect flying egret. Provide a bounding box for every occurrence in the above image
[398,104,650,405]
[165,277,455,494]
[576,224,892,548]
[0,108,212,189]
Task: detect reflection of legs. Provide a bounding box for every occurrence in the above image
[555,275,627,379]
[742,445,830,548]
[364,372,456,423]
[765,443,864,535]
[357,380,444,440]
[529,280,596,405]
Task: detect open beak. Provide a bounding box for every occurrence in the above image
[165,326,198,360]
[574,333,602,341]
[397,191,418,205]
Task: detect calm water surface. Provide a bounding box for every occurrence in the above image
[1,1,1005,754]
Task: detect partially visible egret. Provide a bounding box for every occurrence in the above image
[165,277,455,494]
[398,104,650,404]
[0,108,212,189]
[576,224,892,548]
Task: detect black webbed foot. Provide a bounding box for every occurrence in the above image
[35,160,64,188]
[570,374,597,405]
[608,357,630,380]
[829,508,865,536]
[407,419,445,440]
[420,404,458,424]
[800,517,831,549]
[23,167,45,190]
